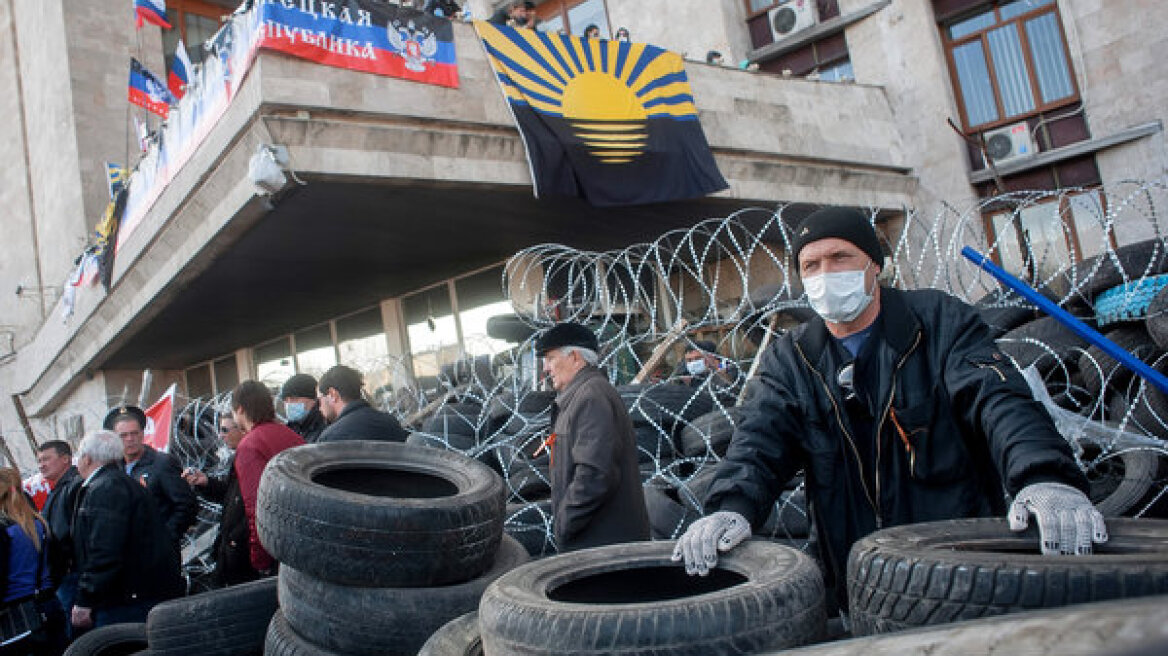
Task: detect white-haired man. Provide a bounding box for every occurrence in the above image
[70,431,183,632]
[535,322,649,552]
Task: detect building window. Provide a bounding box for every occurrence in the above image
[454,267,515,358]
[761,30,849,79]
[983,189,1111,278]
[294,323,337,380]
[536,0,611,37]
[161,0,229,72]
[254,336,295,390]
[402,283,459,383]
[212,355,239,393]
[335,306,394,400]
[943,0,1077,131]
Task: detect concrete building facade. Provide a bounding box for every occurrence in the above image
[0,0,1163,470]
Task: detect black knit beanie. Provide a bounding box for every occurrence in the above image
[792,207,883,268]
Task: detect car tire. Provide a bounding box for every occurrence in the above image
[847,518,1168,636]
[1077,326,1161,399]
[771,594,1168,656]
[417,611,482,656]
[63,623,148,656]
[264,610,343,656]
[998,316,1090,375]
[479,539,826,655]
[146,577,277,656]
[279,536,527,656]
[677,407,742,457]
[257,441,505,587]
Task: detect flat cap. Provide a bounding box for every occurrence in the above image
[534,322,599,356]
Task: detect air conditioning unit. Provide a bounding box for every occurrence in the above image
[769,0,817,43]
[983,122,1036,166]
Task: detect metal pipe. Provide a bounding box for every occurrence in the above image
[962,246,1168,395]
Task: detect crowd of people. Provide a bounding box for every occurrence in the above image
[1,364,407,654]
[2,204,1117,650]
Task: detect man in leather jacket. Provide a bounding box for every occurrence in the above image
[674,207,1104,609]
[70,431,183,631]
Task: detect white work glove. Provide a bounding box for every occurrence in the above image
[670,511,751,576]
[1008,482,1108,555]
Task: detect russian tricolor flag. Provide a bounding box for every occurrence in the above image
[168,39,192,100]
[134,0,172,30]
[129,58,174,118]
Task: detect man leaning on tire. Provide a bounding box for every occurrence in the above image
[536,323,650,552]
[673,207,1104,607]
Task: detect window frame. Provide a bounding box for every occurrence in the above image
[744,0,782,19]
[942,1,1080,133]
[980,188,1114,275]
[168,0,229,44]
[534,0,611,36]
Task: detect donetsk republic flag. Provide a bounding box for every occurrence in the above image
[476,23,727,207]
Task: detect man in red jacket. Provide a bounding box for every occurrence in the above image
[230,381,304,576]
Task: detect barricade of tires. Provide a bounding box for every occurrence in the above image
[419,540,826,655]
[256,441,525,656]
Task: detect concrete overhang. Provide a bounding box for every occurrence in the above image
[9,21,915,416]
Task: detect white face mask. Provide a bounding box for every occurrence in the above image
[685,359,708,376]
[803,263,875,324]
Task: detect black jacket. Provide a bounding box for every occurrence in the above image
[72,464,184,609]
[197,459,257,586]
[42,466,82,582]
[317,400,408,443]
[705,288,1087,605]
[126,446,197,548]
[550,366,650,551]
[287,407,328,444]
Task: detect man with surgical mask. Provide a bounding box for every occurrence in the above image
[676,339,739,397]
[673,206,1102,613]
[280,374,327,443]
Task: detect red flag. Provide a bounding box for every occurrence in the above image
[22,473,54,512]
[144,384,176,452]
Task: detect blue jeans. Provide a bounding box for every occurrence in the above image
[54,573,78,640]
[92,600,153,628]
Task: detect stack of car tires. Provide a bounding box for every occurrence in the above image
[256,441,526,656]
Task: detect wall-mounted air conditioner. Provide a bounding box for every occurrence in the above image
[983,121,1036,166]
[768,0,817,43]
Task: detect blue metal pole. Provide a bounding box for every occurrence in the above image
[962,246,1168,396]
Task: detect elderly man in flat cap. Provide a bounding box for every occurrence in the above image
[673,206,1103,611]
[536,322,649,552]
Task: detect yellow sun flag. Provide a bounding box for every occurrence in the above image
[476,22,727,206]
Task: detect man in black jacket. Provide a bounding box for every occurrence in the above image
[105,406,197,551]
[316,365,408,443]
[280,374,327,443]
[70,430,183,630]
[673,207,1104,608]
[39,441,83,626]
[182,413,257,585]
